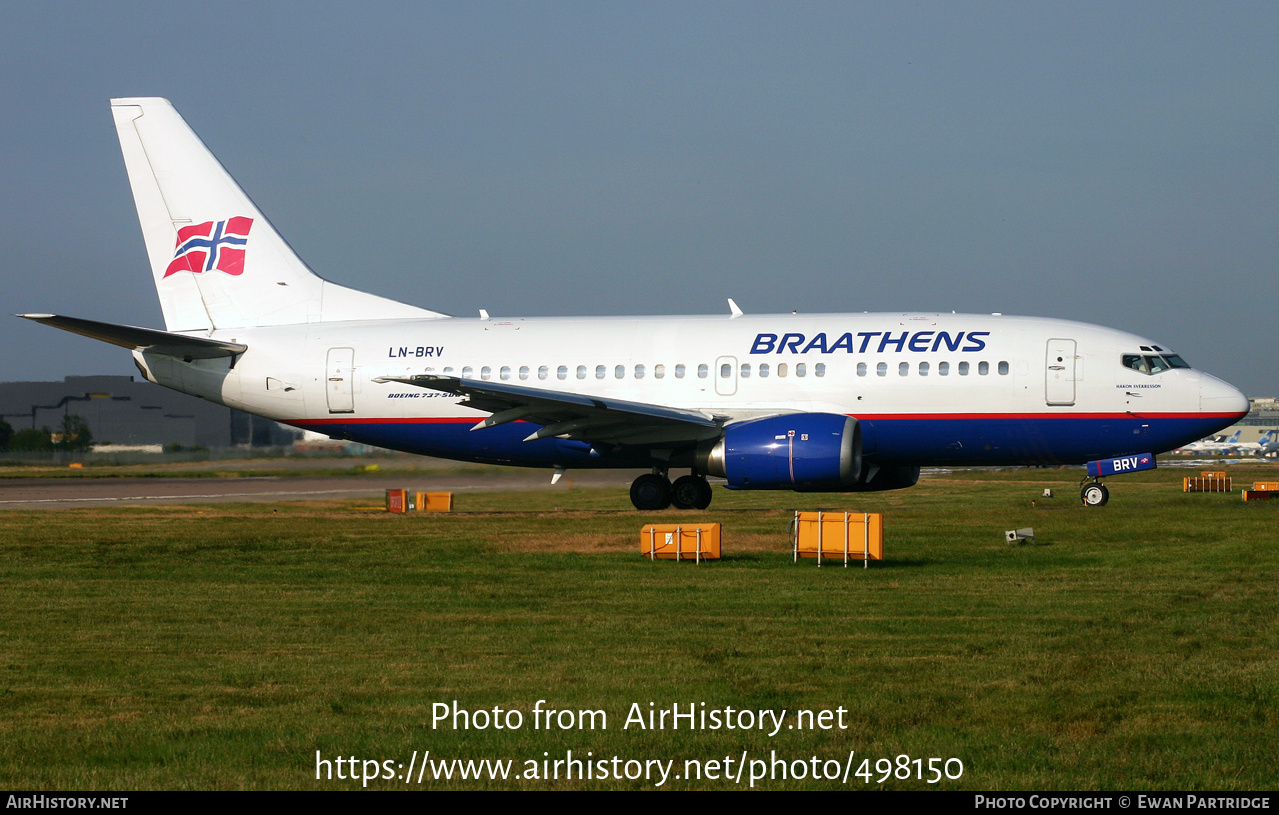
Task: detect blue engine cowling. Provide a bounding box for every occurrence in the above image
[698,413,862,490]
[853,463,920,492]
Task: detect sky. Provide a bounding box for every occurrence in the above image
[2,2,1276,396]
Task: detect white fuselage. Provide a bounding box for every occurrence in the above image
[137,311,1247,470]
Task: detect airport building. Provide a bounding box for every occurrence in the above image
[0,375,296,449]
[1217,398,1279,444]
[1241,397,1279,427]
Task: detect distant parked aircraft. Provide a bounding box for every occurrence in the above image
[1178,430,1243,455]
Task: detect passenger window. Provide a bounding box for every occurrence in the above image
[815,363,826,377]
[777,363,788,377]
[978,361,989,376]
[519,366,530,380]
[857,362,867,377]
[615,365,625,379]
[557,365,567,380]
[576,365,586,380]
[596,365,606,380]
[501,366,512,380]
[958,362,969,375]
[998,361,1009,375]
[877,362,887,377]
[938,361,949,376]
[654,364,665,379]
[481,366,492,380]
[698,364,709,379]
[720,363,731,378]
[899,362,909,376]
[759,363,769,378]
[675,364,686,379]
[740,363,750,378]
[462,366,473,378]
[919,362,930,376]
[796,363,807,377]
[635,364,645,379]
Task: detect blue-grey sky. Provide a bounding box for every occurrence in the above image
[3,2,1276,396]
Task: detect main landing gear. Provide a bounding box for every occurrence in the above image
[629,470,713,511]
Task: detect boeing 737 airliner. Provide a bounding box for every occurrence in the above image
[20,98,1250,508]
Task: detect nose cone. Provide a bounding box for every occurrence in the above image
[1200,373,1250,418]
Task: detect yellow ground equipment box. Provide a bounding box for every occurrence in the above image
[641,524,721,562]
[1243,488,1279,502]
[1184,474,1232,492]
[413,491,454,512]
[386,488,408,513]
[1251,482,1279,491]
[792,511,883,567]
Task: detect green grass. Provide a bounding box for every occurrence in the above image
[0,466,1276,789]
[0,455,509,480]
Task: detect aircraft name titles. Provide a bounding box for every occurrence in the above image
[750,330,990,355]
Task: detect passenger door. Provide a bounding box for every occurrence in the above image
[1045,339,1077,406]
[326,347,356,413]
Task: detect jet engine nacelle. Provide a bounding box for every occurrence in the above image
[698,413,861,490]
[851,463,921,492]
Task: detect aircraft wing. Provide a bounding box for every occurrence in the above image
[375,374,724,446]
[19,314,246,359]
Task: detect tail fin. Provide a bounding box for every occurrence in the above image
[110,98,444,331]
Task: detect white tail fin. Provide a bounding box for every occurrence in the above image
[110,98,444,331]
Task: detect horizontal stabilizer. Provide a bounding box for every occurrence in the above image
[18,314,246,359]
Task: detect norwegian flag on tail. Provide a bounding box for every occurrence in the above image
[164,217,254,278]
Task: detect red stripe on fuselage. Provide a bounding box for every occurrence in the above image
[290,411,1244,425]
[290,417,480,426]
[851,412,1245,421]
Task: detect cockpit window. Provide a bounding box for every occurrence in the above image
[1123,353,1191,375]
[1122,354,1148,374]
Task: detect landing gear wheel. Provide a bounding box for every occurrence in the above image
[671,475,713,510]
[1081,483,1110,507]
[630,473,673,510]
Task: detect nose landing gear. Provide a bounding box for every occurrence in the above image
[1080,479,1110,507]
[1079,451,1155,507]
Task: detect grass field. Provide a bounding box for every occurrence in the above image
[1,465,1276,790]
